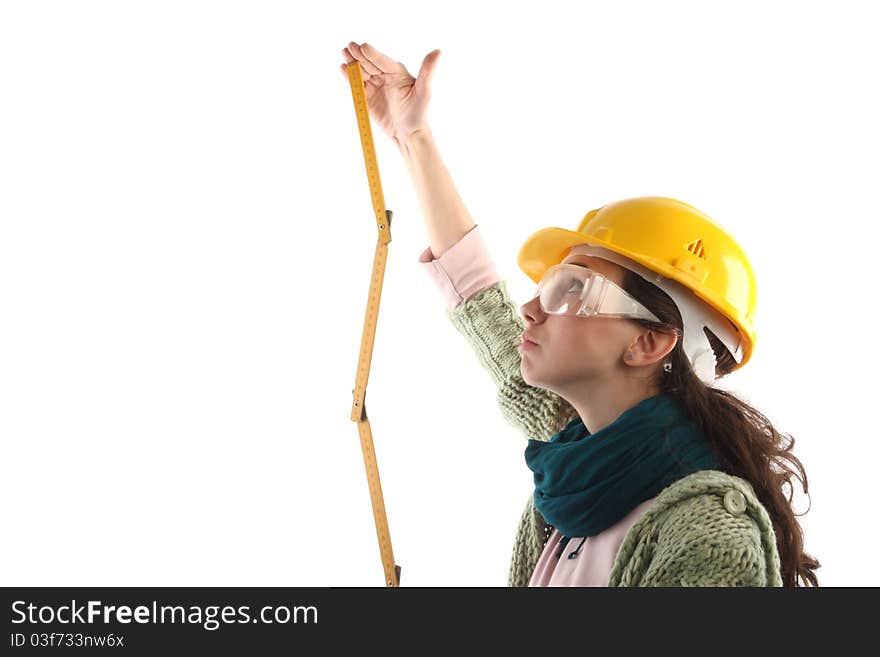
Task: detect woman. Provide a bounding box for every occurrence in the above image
[340,42,819,587]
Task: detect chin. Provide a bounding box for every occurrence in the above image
[520,366,546,390]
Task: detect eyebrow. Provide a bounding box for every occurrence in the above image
[562,260,592,269]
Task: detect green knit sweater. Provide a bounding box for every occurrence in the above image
[446,280,783,587]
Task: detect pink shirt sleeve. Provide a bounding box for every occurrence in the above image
[417,224,502,311]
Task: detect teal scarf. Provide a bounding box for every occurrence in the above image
[524,392,721,538]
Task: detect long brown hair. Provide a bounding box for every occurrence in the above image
[621,268,820,587]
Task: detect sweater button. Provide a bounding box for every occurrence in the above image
[723,489,747,515]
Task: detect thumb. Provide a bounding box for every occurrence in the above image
[416,49,441,91]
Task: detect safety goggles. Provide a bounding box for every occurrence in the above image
[531,263,661,322]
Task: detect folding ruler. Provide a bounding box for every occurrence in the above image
[345,58,402,587]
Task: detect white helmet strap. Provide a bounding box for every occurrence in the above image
[567,244,744,386]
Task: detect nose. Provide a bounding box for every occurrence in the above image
[520,293,546,325]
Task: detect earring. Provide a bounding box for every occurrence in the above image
[626,353,633,360]
[663,362,672,373]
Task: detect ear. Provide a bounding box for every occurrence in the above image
[625,328,678,366]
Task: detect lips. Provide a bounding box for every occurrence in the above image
[521,332,539,346]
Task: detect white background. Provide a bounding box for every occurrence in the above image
[1,0,877,587]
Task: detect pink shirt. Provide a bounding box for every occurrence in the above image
[527,497,657,586]
[417,224,656,586]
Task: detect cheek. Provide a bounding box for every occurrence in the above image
[557,322,621,363]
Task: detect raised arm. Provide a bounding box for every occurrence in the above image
[393,103,574,442]
[341,42,576,441]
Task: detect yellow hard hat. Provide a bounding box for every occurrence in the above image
[517,196,757,370]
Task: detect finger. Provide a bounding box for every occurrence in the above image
[340,48,362,78]
[359,42,405,74]
[342,46,378,86]
[341,51,372,88]
[346,42,383,76]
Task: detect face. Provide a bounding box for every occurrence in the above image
[518,249,643,393]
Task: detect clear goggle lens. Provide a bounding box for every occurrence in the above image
[532,264,660,322]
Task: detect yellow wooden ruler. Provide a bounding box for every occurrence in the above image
[345,59,402,588]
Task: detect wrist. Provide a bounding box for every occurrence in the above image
[396,126,433,151]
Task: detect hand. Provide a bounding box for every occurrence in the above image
[339,41,441,146]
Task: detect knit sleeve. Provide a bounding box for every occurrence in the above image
[446,279,577,442]
[637,493,782,587]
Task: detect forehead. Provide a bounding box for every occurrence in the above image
[560,251,622,277]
